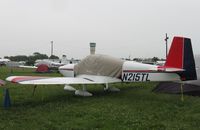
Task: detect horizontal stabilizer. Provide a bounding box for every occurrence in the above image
[164,37,197,81]
[158,66,184,72]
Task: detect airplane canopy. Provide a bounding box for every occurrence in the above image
[74,54,124,78]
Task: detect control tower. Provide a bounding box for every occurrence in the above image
[90,42,96,55]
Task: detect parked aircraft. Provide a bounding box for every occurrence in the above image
[0,58,10,66]
[6,37,197,96]
[20,59,65,69]
[20,58,80,70]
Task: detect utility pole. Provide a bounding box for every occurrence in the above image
[51,41,53,56]
[165,33,169,59]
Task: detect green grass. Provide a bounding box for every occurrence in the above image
[1,66,200,129]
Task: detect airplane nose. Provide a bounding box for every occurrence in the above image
[58,64,75,77]
[58,66,64,70]
[58,66,61,70]
[58,65,65,70]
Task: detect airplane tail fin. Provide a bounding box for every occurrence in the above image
[164,36,197,81]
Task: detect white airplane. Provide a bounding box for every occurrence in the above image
[19,59,65,69]
[0,58,10,65]
[6,36,197,96]
[35,59,66,68]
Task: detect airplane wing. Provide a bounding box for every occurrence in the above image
[6,75,121,85]
[19,65,37,69]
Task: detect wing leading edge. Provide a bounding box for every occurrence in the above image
[6,75,121,85]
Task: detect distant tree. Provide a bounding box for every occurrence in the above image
[152,57,159,62]
[4,55,28,61]
[4,56,9,59]
[33,52,48,60]
[26,56,36,65]
[133,58,142,62]
[49,55,59,59]
[25,52,49,65]
[4,52,52,65]
[33,52,41,56]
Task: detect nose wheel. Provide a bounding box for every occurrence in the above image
[64,85,76,91]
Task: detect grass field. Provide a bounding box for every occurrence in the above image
[1,66,200,129]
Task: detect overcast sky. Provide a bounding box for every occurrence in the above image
[0,0,199,59]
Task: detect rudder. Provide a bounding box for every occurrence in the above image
[164,37,197,81]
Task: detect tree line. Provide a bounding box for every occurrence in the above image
[4,52,59,65]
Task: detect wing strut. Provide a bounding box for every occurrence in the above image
[75,85,93,96]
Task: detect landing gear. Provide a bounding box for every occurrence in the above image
[75,85,93,96]
[63,83,120,97]
[104,83,120,92]
[64,85,76,91]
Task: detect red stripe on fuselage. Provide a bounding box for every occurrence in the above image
[123,70,154,73]
[11,76,48,83]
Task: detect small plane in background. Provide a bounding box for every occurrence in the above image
[19,58,80,70]
[6,36,197,96]
[0,58,10,66]
[19,59,65,69]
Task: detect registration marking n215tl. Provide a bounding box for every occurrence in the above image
[122,73,150,82]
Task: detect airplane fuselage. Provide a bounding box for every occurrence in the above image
[59,61,181,82]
